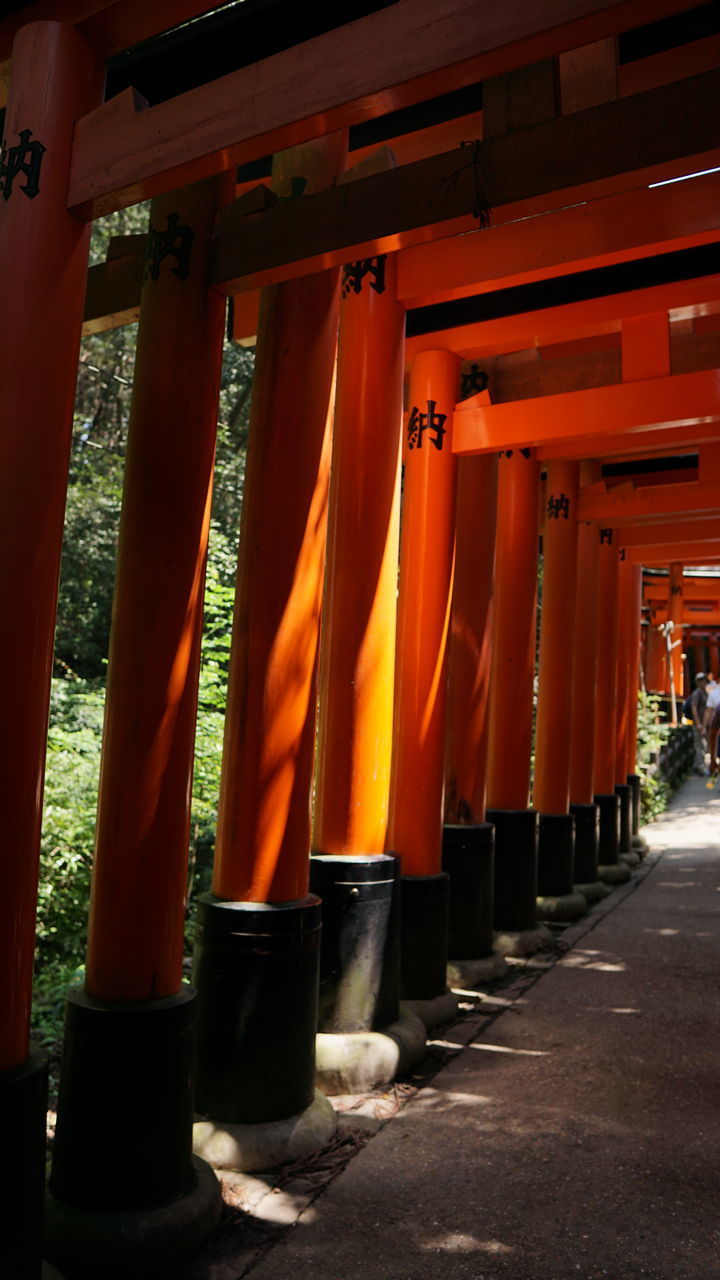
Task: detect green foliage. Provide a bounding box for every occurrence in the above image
[37,679,105,977]
[635,691,672,822]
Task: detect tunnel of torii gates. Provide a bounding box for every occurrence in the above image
[3,1,720,1275]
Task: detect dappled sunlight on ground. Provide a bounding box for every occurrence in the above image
[421,1232,513,1255]
[558,947,627,971]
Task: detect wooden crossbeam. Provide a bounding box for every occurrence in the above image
[210,70,720,293]
[618,518,720,547]
[538,422,720,463]
[67,42,720,218]
[452,368,720,457]
[398,170,720,309]
[644,578,720,599]
[0,0,709,113]
[405,274,720,366]
[628,542,720,566]
[577,476,720,525]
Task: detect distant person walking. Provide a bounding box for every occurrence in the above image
[688,673,708,775]
[704,674,720,777]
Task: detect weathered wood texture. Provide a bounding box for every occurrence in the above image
[65,3,716,216]
[577,476,720,524]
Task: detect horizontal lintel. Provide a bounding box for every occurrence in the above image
[453,368,720,457]
[68,42,720,218]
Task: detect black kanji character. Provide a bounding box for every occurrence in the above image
[342,256,387,298]
[460,363,489,399]
[547,493,570,520]
[407,399,447,451]
[0,128,46,201]
[144,213,195,282]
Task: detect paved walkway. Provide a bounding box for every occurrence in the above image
[168,777,720,1280]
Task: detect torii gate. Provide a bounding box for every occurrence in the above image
[2,3,720,1277]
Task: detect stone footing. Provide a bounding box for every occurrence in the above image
[45,1156,221,1280]
[193,1090,336,1174]
[314,1009,426,1095]
[536,891,587,922]
[632,834,649,854]
[447,953,508,988]
[42,1265,65,1280]
[400,874,450,1001]
[574,880,609,905]
[598,862,632,885]
[0,1048,48,1280]
[619,851,641,867]
[402,990,459,1031]
[493,926,552,958]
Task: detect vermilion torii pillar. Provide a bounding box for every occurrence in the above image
[485,448,544,946]
[593,530,629,883]
[625,565,646,850]
[667,561,685,717]
[0,23,103,1280]
[568,468,603,899]
[614,554,637,862]
[193,135,345,1164]
[645,613,666,693]
[45,178,230,1273]
[533,460,587,921]
[387,349,460,1006]
[311,253,405,1036]
[443,451,498,971]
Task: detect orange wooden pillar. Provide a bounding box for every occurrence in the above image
[710,640,720,678]
[568,480,602,893]
[533,461,586,917]
[626,565,646,848]
[485,449,541,935]
[46,180,228,1270]
[645,615,665,693]
[193,135,345,1137]
[667,562,684,719]
[387,349,459,1000]
[443,453,498,962]
[593,531,626,879]
[0,23,103,1280]
[311,253,405,1032]
[614,554,635,857]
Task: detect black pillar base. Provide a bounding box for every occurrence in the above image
[309,853,399,1032]
[486,808,538,933]
[570,802,600,883]
[614,783,632,854]
[50,989,198,1210]
[193,894,321,1124]
[594,793,620,865]
[45,989,221,1277]
[399,873,449,1000]
[441,823,494,959]
[627,773,647,852]
[0,1048,48,1280]
[537,812,575,897]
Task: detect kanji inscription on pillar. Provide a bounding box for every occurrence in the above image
[144,213,195,282]
[0,129,46,200]
[407,399,447,451]
[342,256,387,298]
[547,493,570,520]
[600,528,614,545]
[460,363,489,399]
